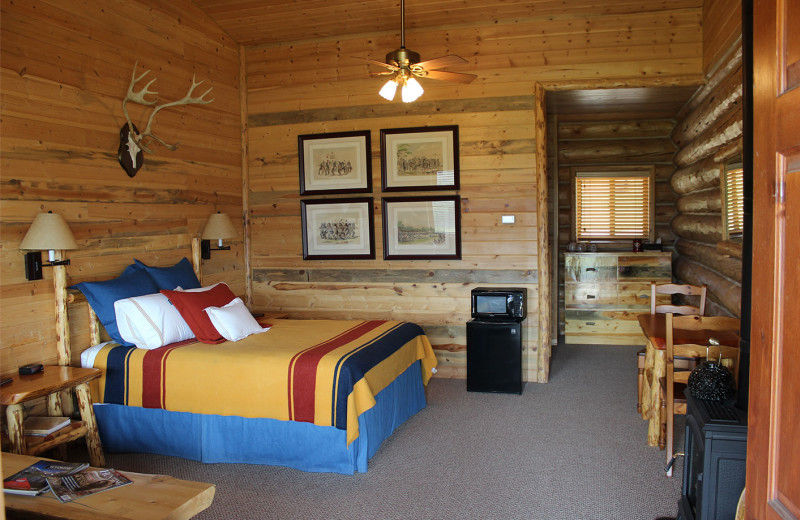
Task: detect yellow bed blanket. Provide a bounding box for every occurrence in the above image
[90,319,437,445]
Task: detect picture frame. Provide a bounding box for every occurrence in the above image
[382,195,461,260]
[298,131,372,195]
[380,126,459,192]
[301,198,375,260]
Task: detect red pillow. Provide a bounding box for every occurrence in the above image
[161,283,237,344]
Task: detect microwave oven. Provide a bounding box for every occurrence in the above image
[471,287,527,321]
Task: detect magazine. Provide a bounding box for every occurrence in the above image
[47,469,133,503]
[3,460,88,496]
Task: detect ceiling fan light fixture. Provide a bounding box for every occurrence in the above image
[379,78,399,101]
[401,77,424,103]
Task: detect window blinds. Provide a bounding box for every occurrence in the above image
[724,165,744,236]
[575,174,651,239]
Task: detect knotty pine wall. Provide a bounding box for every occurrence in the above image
[0,0,244,373]
[244,6,703,381]
[554,119,679,336]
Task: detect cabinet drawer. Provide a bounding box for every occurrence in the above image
[565,283,617,307]
[617,255,671,280]
[565,255,617,282]
[565,310,644,334]
[617,282,655,307]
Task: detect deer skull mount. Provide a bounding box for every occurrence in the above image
[118,61,214,177]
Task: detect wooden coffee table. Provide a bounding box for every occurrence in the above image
[2,453,215,520]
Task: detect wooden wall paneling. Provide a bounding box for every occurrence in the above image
[0,0,244,375]
[243,2,703,379]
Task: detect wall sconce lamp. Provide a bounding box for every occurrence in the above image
[201,212,238,259]
[19,211,79,281]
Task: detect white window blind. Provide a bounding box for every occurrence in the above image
[575,172,651,240]
[724,164,744,236]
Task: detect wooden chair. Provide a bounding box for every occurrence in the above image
[637,282,708,414]
[660,313,740,476]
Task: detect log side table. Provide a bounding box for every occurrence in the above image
[1,366,105,467]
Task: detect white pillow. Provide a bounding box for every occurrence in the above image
[203,297,269,342]
[114,293,195,349]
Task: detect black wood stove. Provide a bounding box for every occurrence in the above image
[676,393,747,520]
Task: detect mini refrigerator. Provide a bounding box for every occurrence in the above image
[466,319,523,394]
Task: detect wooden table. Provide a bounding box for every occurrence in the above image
[2,452,215,520]
[1,366,105,467]
[637,313,740,447]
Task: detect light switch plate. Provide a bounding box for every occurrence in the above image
[502,215,515,224]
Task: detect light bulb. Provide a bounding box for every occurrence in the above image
[379,79,398,101]
[401,77,424,103]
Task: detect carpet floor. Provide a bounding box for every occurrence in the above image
[102,341,684,520]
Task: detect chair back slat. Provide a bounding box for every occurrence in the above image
[651,282,707,315]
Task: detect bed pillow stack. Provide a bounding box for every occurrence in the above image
[72,258,201,347]
[74,257,266,347]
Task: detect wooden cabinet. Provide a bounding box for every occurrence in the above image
[564,252,672,345]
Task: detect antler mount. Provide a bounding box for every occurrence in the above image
[118,61,214,177]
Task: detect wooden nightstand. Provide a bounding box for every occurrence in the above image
[1,366,105,467]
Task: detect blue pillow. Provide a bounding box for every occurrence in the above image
[71,268,159,346]
[134,257,201,290]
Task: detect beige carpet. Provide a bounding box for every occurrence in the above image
[101,341,684,520]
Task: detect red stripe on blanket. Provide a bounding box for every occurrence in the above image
[141,342,189,408]
[287,320,385,423]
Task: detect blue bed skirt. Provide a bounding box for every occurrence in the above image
[93,360,426,474]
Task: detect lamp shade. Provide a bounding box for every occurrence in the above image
[19,212,78,251]
[201,212,238,240]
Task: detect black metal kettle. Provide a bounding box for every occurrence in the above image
[687,339,736,401]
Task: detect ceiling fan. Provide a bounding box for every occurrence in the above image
[353,0,477,102]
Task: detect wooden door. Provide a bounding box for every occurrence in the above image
[747,0,800,518]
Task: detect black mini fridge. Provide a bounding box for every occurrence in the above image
[466,319,523,394]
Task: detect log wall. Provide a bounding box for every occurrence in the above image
[669,41,743,317]
[245,7,703,380]
[554,120,679,335]
[0,0,245,373]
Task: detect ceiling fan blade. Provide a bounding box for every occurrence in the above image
[329,71,395,81]
[421,69,477,84]
[352,56,399,71]
[415,54,468,71]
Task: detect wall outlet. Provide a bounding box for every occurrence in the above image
[502,215,515,224]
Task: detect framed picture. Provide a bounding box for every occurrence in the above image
[382,196,461,260]
[301,198,375,260]
[298,131,372,195]
[380,126,459,192]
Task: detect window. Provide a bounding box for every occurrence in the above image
[573,168,653,241]
[722,159,744,239]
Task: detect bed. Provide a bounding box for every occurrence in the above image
[70,254,437,474]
